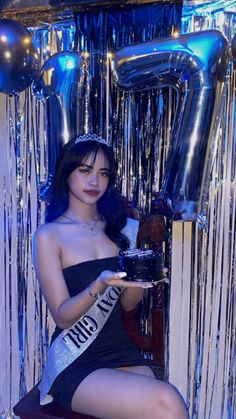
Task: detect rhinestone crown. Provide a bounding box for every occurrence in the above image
[75,133,108,146]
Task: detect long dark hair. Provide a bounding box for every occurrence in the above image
[45,138,130,250]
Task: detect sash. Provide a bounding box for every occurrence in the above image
[39,285,121,405]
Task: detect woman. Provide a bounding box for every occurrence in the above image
[33,133,188,419]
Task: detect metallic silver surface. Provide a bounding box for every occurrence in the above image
[33,51,85,187]
[111,30,229,221]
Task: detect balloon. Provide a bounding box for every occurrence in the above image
[33,51,85,195]
[0,19,39,94]
[111,30,229,221]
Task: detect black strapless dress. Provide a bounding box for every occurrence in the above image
[49,257,146,411]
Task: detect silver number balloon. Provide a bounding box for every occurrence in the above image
[33,51,85,194]
[111,30,229,221]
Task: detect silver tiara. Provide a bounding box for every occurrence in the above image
[75,133,109,146]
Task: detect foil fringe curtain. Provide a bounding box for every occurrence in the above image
[0,2,235,418]
[168,3,236,418]
[0,5,182,418]
[169,60,236,418]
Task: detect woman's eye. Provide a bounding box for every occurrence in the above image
[78,168,90,174]
[101,172,109,177]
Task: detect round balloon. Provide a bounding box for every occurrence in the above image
[0,19,39,94]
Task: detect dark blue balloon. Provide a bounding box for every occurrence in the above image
[0,19,39,94]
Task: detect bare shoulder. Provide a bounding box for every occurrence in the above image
[33,222,59,245]
[32,222,62,266]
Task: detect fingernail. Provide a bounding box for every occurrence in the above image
[118,272,127,278]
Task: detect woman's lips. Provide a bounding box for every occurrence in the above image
[83,190,100,196]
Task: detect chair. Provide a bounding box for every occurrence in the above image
[13,386,98,419]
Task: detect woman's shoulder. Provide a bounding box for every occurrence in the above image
[33,221,61,242]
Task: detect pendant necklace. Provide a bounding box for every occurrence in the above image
[62,214,99,236]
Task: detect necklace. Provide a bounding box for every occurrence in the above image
[62,214,99,236]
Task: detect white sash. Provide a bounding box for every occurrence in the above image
[39,285,121,405]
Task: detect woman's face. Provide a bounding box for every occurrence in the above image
[67,150,110,206]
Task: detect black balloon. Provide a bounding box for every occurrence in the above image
[0,19,39,94]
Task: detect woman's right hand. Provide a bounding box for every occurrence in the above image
[96,270,154,289]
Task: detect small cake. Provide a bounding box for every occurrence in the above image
[119,249,163,282]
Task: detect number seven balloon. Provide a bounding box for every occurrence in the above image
[111,30,229,221]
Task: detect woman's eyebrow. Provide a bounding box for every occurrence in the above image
[79,164,110,171]
[79,164,93,169]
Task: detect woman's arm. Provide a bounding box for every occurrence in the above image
[120,269,169,311]
[33,225,152,328]
[120,287,145,312]
[33,226,110,329]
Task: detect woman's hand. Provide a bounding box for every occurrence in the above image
[96,270,154,289]
[119,267,169,311]
[93,267,169,297]
[157,267,169,284]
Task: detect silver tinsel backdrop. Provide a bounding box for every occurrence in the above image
[0,1,235,418]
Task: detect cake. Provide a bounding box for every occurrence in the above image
[119,248,163,282]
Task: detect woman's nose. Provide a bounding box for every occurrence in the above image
[88,174,98,185]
